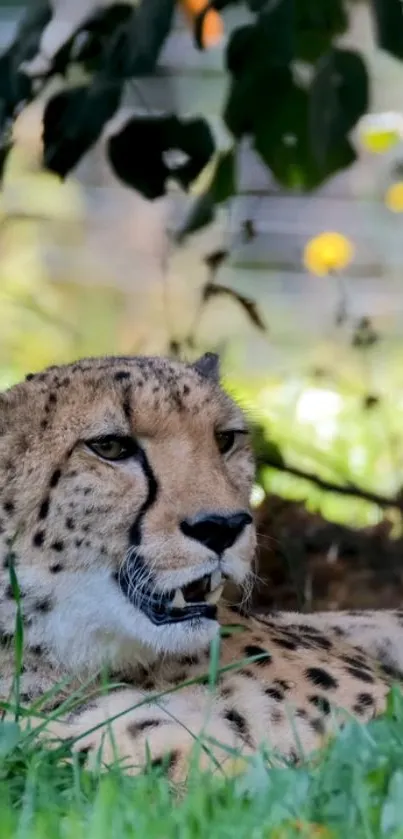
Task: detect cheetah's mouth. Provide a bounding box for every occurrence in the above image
[118,567,224,626]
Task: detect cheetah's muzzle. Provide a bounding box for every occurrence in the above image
[118,564,224,626]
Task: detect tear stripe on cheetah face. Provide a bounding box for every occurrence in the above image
[0,354,256,679]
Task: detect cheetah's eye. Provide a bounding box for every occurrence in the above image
[215,431,235,455]
[215,429,249,455]
[86,436,137,461]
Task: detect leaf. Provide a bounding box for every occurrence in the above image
[202,283,266,331]
[253,81,356,190]
[43,80,122,178]
[257,0,295,70]
[0,2,51,128]
[108,114,215,199]
[51,3,134,77]
[370,0,403,60]
[381,770,403,835]
[224,5,358,188]
[0,722,21,758]
[210,150,236,203]
[0,138,12,184]
[22,0,174,82]
[224,0,294,139]
[226,24,259,82]
[104,0,175,78]
[309,49,369,167]
[295,0,348,63]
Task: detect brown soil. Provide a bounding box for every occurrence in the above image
[226,494,403,613]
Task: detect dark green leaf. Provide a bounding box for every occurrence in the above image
[227,0,295,81]
[108,115,215,199]
[370,0,403,60]
[254,81,356,189]
[0,139,12,183]
[225,64,293,139]
[223,3,359,189]
[43,80,122,178]
[0,3,51,130]
[50,3,134,77]
[295,0,348,63]
[258,0,295,67]
[245,0,268,11]
[224,0,294,138]
[209,0,243,9]
[210,150,236,203]
[226,24,260,81]
[104,0,175,78]
[309,49,369,167]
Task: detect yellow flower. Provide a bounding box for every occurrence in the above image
[361,129,401,154]
[358,112,403,154]
[385,182,403,212]
[303,232,354,276]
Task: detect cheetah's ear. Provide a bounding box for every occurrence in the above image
[192,353,220,383]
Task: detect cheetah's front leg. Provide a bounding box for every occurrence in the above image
[45,685,251,783]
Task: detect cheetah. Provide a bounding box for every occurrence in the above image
[0,351,402,781]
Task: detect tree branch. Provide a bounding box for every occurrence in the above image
[258,456,403,513]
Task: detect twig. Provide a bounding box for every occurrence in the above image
[258,455,403,513]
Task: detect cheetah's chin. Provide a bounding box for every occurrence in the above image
[118,567,224,626]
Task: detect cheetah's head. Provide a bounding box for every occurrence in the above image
[0,354,256,676]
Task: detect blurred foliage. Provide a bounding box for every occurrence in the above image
[1,0,401,236]
[1,0,403,534]
[0,146,143,383]
[1,133,403,533]
[228,372,403,531]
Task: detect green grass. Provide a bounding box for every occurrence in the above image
[3,561,403,838]
[2,688,403,838]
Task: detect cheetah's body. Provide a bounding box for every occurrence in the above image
[0,354,402,780]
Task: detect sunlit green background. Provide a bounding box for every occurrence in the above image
[2,1,403,534]
[2,135,402,532]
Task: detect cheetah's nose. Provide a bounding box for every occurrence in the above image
[180,511,252,555]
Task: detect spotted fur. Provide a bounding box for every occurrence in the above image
[0,354,402,782]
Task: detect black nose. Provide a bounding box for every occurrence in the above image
[180,511,252,555]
